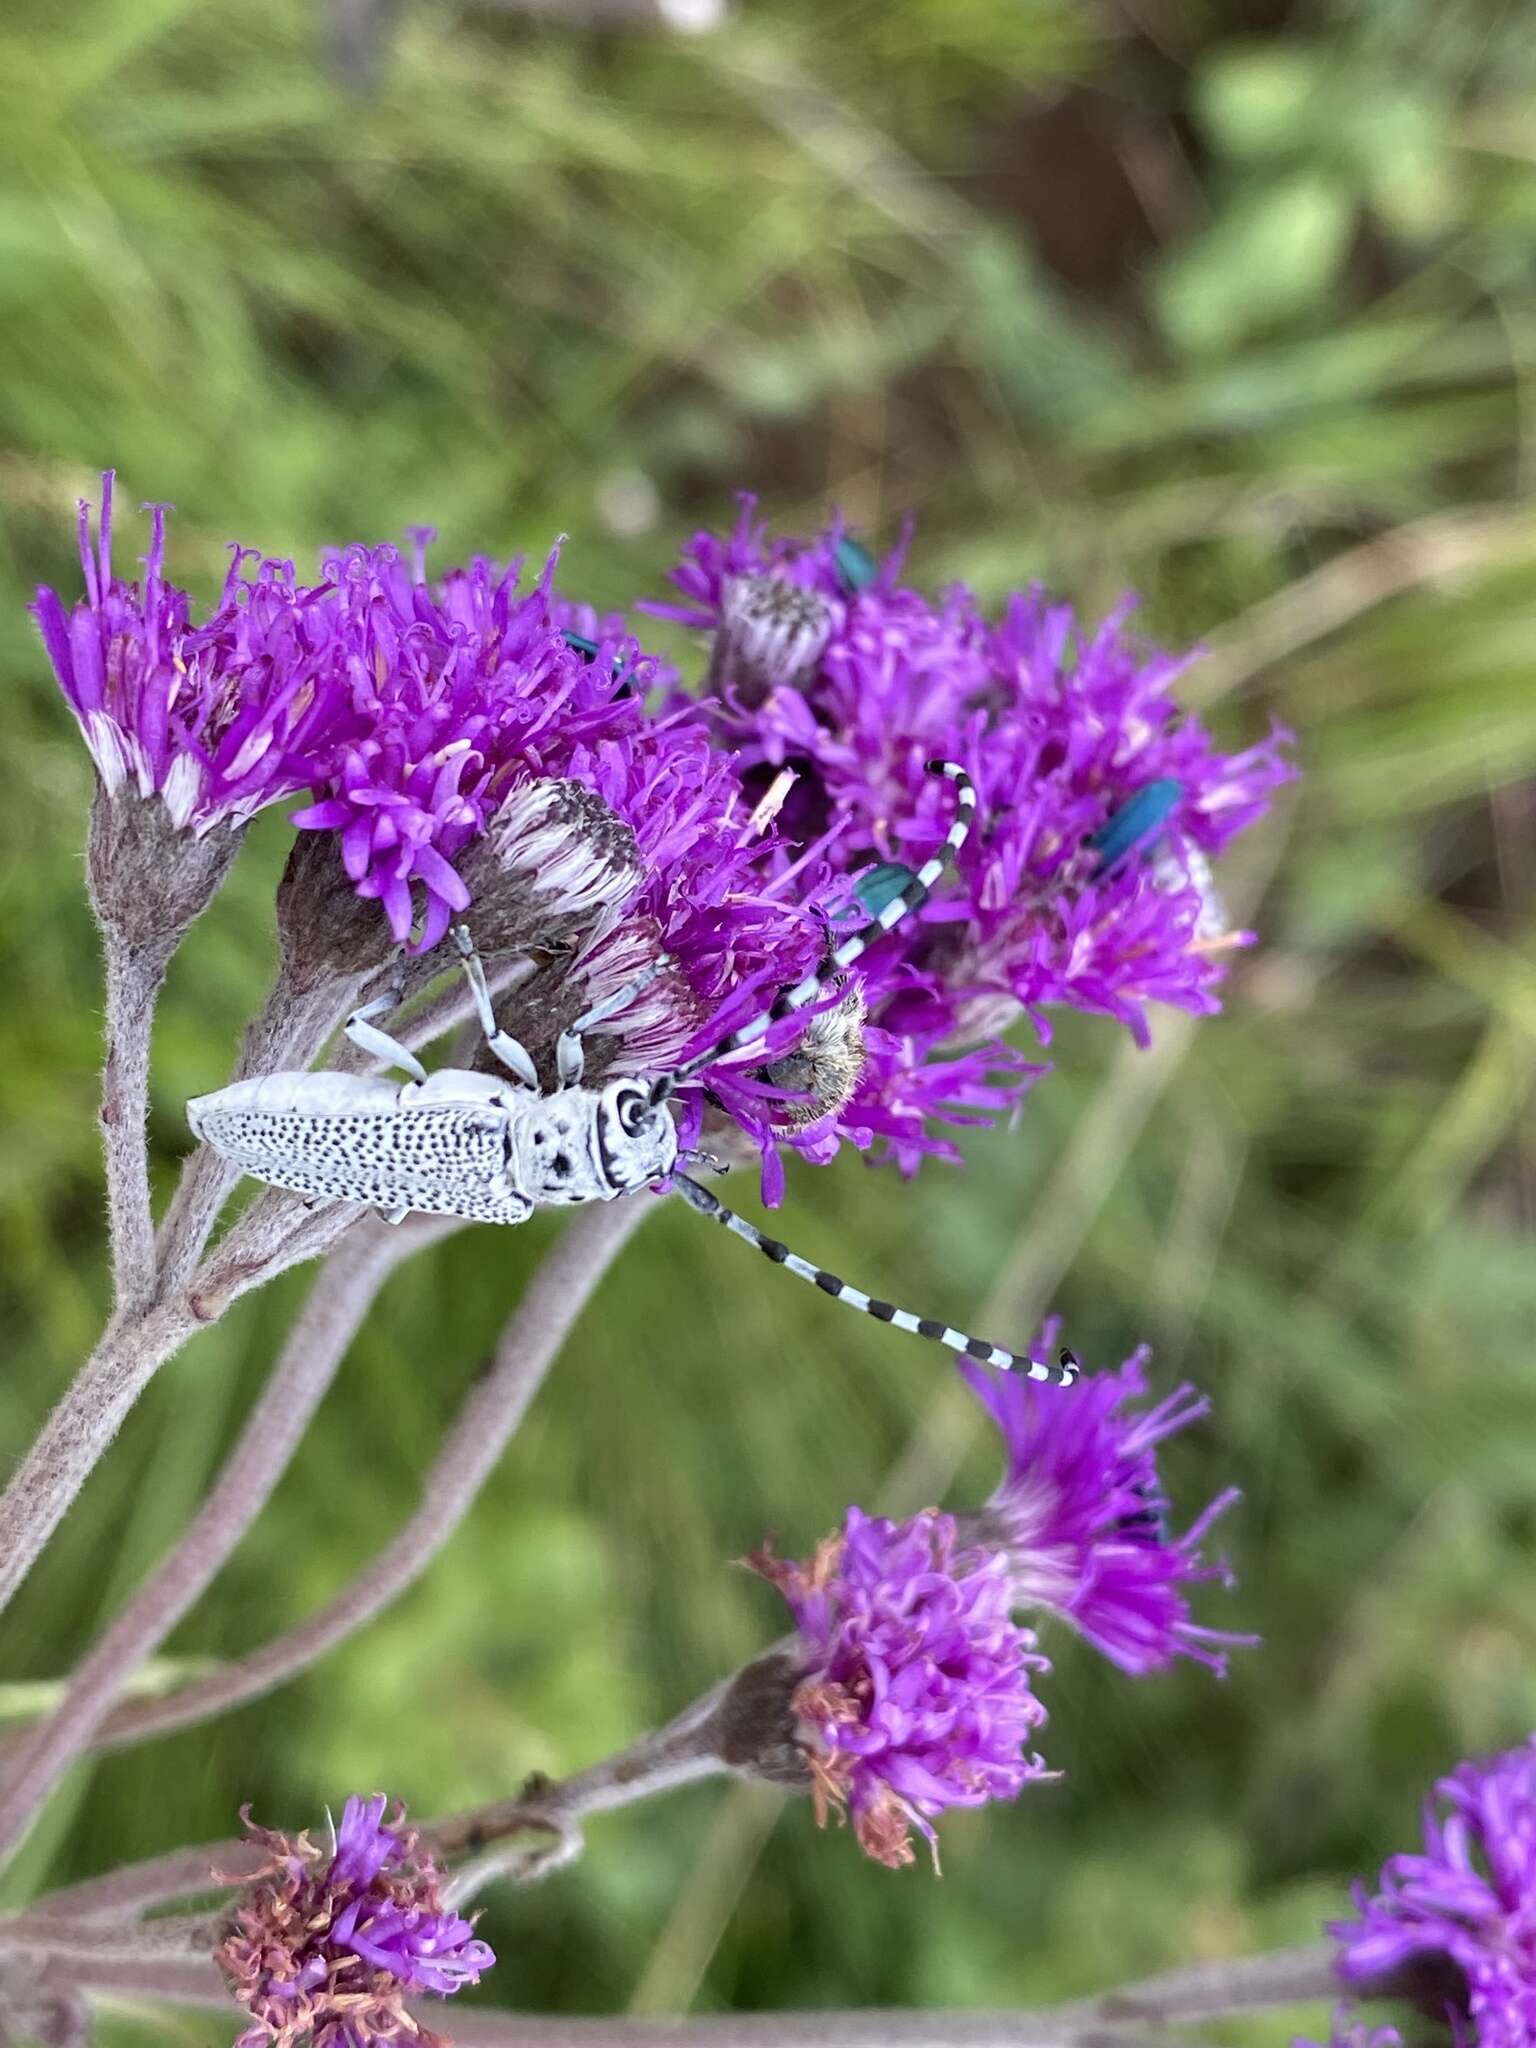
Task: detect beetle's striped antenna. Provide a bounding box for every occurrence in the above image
[651,760,975,1105]
[669,1171,1079,1384]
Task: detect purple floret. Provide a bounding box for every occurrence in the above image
[217,1793,493,2047]
[33,475,354,836]
[1332,1736,1536,2048]
[287,541,667,950]
[960,1323,1255,1677]
[756,1505,1052,1870]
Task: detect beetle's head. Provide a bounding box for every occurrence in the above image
[596,1078,678,1193]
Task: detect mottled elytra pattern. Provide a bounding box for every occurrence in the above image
[187,1073,535,1223]
[670,1173,1080,1385]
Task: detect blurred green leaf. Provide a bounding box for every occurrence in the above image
[1155,172,1356,357]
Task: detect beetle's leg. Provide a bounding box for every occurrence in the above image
[555,1030,585,1087]
[383,1204,412,1227]
[554,960,669,1089]
[345,958,429,1083]
[451,925,540,1089]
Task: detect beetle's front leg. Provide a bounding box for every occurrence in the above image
[554,958,671,1088]
[451,925,541,1089]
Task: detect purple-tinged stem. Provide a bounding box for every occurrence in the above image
[0,1910,215,1961]
[45,1943,1339,2047]
[0,1181,369,1625]
[22,1677,736,1924]
[0,1297,199,1618]
[0,1216,458,1863]
[85,1196,651,1752]
[59,1952,226,2008]
[432,2020,1172,2048]
[30,1840,261,1921]
[430,1677,736,1897]
[98,927,171,1320]
[1093,1943,1340,2021]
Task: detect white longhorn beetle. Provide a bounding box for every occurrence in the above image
[189,762,1079,1385]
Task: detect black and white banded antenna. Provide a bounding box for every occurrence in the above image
[668,1171,1080,1385]
[650,759,976,1106]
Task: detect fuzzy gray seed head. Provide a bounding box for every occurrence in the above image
[710,573,836,705]
[454,777,644,960]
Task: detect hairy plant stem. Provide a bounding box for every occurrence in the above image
[0,1298,196,1619]
[31,1841,262,1921]
[97,927,171,1321]
[85,1196,651,1751]
[431,1678,738,1897]
[41,1944,1343,2044]
[0,1909,215,1961]
[0,1187,366,1624]
[0,944,367,1624]
[0,1217,458,1864]
[50,1953,225,2008]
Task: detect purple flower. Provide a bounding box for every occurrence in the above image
[1331,1736,1536,2048]
[959,1324,1255,1677]
[753,1506,1052,1870]
[286,540,669,951]
[1293,2010,1404,2048]
[216,1793,493,2047]
[32,475,351,836]
[644,498,1293,1172]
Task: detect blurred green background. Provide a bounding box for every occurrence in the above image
[3,0,1536,2040]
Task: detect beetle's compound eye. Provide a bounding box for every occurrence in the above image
[617,1085,649,1136]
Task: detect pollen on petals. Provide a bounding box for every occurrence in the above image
[755,1506,1053,1871]
[216,1793,493,2048]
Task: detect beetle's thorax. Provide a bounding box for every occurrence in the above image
[509,1078,677,1203]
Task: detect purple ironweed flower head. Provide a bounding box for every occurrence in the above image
[285,538,672,951]
[278,534,839,1152]
[959,1322,1254,1678]
[33,475,350,837]
[752,1505,1052,1870]
[217,1793,493,2048]
[1292,2009,1404,2048]
[643,497,1293,1172]
[1331,1735,1536,2048]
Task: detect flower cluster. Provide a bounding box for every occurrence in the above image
[216,1793,493,2047]
[960,1324,1254,1676]
[36,480,1291,1190]
[753,1506,1052,1870]
[741,1338,1250,1871]
[644,499,1293,1173]
[1330,1735,1536,2048]
[35,484,843,1145]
